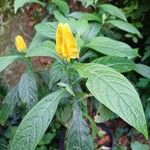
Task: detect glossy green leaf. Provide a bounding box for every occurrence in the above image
[108,20,142,38]
[19,71,38,108]
[0,56,20,73]
[66,102,93,150]
[135,64,150,79]
[14,0,45,14]
[93,56,135,73]
[52,0,69,15]
[86,37,137,58]
[100,4,127,21]
[73,63,148,138]
[10,90,64,150]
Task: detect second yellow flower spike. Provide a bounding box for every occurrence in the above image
[56,23,79,62]
[15,35,27,53]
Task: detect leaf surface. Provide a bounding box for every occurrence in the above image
[66,102,93,150]
[86,37,137,58]
[10,90,64,150]
[0,56,20,73]
[74,63,148,138]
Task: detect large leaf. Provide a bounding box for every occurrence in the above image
[19,71,38,108]
[52,0,69,15]
[135,64,150,79]
[10,90,64,150]
[35,22,57,39]
[0,56,20,73]
[99,4,127,22]
[0,86,19,124]
[14,0,45,14]
[86,37,138,58]
[66,102,93,150]
[73,63,148,138]
[108,20,142,38]
[93,56,135,73]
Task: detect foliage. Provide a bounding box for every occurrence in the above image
[0,0,150,149]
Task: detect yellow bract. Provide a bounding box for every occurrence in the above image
[56,23,79,62]
[15,35,27,53]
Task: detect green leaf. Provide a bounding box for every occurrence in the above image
[49,61,65,89]
[26,41,57,59]
[99,4,127,22]
[135,64,150,79]
[93,56,135,73]
[0,56,20,73]
[82,23,100,41]
[66,102,93,150]
[19,71,38,108]
[69,12,100,22]
[75,19,89,36]
[14,0,45,14]
[95,104,116,123]
[73,63,148,138]
[57,82,75,96]
[107,20,142,38]
[52,0,69,15]
[86,37,137,58]
[35,22,57,39]
[131,141,149,150]
[0,86,19,124]
[38,133,55,145]
[10,90,64,150]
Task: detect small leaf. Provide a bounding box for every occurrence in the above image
[66,102,93,150]
[73,63,148,138]
[86,37,137,58]
[10,90,65,150]
[57,82,75,96]
[107,20,142,38]
[99,4,127,21]
[52,0,69,15]
[35,22,57,39]
[93,56,135,73]
[19,71,38,108]
[95,104,116,123]
[14,0,45,14]
[135,64,150,79]
[0,56,20,73]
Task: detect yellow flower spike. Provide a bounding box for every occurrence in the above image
[56,23,79,62]
[15,35,27,53]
